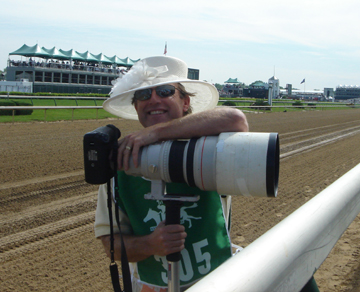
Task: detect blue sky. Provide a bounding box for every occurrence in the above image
[1,0,359,90]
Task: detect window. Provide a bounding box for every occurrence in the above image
[94,76,100,85]
[35,71,43,82]
[87,75,94,84]
[44,72,52,82]
[62,73,69,83]
[71,74,78,84]
[79,74,86,84]
[54,73,61,83]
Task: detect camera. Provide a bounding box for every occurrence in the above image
[83,124,121,184]
[125,132,279,197]
[83,125,279,197]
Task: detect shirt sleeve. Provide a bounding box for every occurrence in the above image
[94,181,133,238]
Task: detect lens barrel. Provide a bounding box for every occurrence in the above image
[125,132,279,197]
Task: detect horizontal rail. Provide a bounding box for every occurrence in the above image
[0,105,354,111]
[1,105,357,123]
[0,106,103,122]
[187,163,360,292]
[0,106,102,110]
[0,95,107,100]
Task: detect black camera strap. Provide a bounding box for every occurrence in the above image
[107,137,133,292]
[114,180,132,292]
[107,180,122,292]
[107,179,133,292]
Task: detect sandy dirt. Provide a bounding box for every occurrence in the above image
[1,109,360,291]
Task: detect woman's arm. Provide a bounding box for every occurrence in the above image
[118,107,248,170]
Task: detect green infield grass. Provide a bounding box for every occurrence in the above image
[0,97,357,123]
[0,98,117,122]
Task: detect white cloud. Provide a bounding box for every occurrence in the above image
[4,0,360,47]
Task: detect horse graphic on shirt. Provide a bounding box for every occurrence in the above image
[143,202,201,231]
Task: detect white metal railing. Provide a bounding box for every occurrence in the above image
[187,163,360,292]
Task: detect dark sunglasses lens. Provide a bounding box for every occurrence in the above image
[134,89,152,101]
[134,85,176,101]
[156,85,176,97]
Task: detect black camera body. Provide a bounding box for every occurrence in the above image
[83,124,121,184]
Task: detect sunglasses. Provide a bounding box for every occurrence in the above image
[134,85,178,102]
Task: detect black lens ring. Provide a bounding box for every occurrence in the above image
[134,88,152,101]
[266,133,279,197]
[186,138,199,187]
[169,141,187,183]
[156,85,176,98]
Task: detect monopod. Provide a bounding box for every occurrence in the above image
[144,180,199,292]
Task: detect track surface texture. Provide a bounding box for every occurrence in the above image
[1,109,360,291]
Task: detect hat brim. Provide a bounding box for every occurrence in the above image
[103,80,219,120]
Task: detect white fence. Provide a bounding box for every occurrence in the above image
[187,163,360,292]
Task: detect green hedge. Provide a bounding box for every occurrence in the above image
[0,101,15,115]
[222,101,237,107]
[292,101,304,109]
[251,99,271,111]
[0,100,33,116]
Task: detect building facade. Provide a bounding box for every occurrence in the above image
[6,62,119,94]
[268,76,280,99]
[6,44,200,94]
[335,85,360,100]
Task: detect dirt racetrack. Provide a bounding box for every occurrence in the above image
[1,108,360,292]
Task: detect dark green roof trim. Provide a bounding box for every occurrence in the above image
[10,44,49,58]
[225,78,241,83]
[42,47,68,60]
[9,44,140,67]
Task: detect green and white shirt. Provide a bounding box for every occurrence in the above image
[115,171,232,289]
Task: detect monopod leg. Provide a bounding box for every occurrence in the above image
[165,200,183,292]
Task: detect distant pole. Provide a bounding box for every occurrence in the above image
[300,78,306,99]
[268,84,273,106]
[164,42,167,56]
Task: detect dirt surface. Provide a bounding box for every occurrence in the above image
[1,109,360,291]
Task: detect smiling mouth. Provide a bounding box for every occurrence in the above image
[149,110,166,115]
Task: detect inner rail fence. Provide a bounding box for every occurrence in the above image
[187,163,360,292]
[1,103,358,123]
[0,106,103,122]
[0,94,105,106]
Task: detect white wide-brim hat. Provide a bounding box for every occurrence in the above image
[103,56,219,120]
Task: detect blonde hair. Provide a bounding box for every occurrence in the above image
[177,83,194,115]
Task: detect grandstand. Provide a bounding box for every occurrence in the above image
[5,44,140,94]
[5,44,199,94]
[335,85,360,100]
